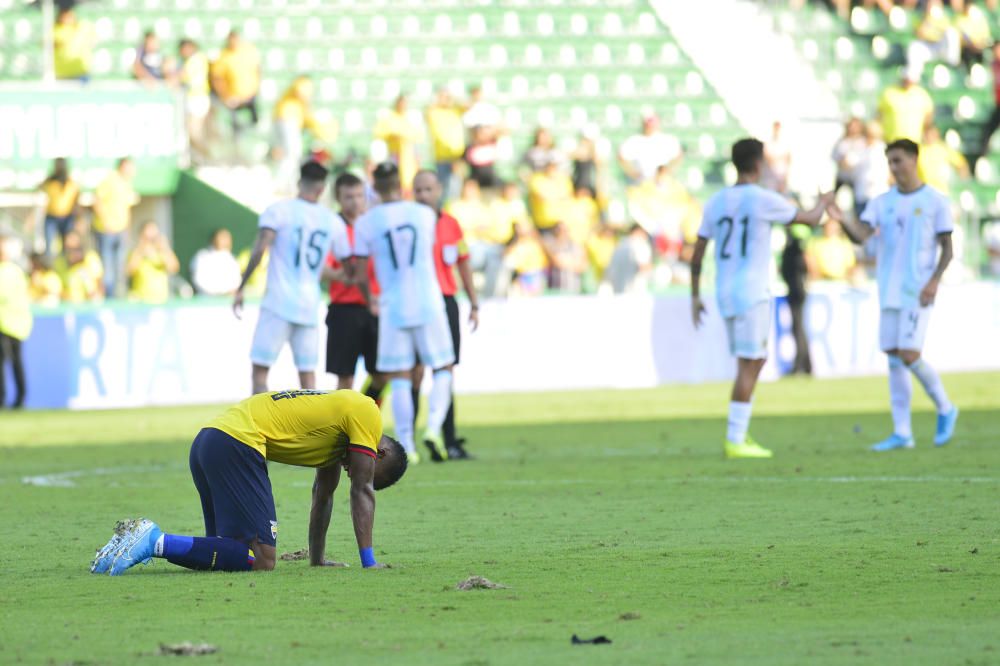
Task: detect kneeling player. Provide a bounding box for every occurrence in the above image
[90,390,407,575]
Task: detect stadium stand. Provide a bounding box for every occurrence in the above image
[0,0,745,202]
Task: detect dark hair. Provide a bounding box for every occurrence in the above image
[333,172,364,196]
[374,436,408,491]
[143,30,156,40]
[885,138,919,157]
[413,168,439,184]
[210,227,229,241]
[117,156,132,169]
[372,161,400,194]
[731,138,764,174]
[300,160,330,184]
[179,38,196,50]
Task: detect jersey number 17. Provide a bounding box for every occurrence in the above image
[383,224,417,269]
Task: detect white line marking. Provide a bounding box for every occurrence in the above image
[20,464,181,488]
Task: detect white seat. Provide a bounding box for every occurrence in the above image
[382,79,401,102]
[559,45,576,66]
[850,7,872,32]
[651,73,669,95]
[265,48,285,72]
[592,43,611,66]
[604,104,623,128]
[570,14,588,35]
[826,70,843,91]
[481,77,498,97]
[393,46,410,67]
[240,18,259,40]
[13,18,31,43]
[425,46,442,67]
[402,16,420,36]
[123,17,142,43]
[434,14,453,34]
[502,11,520,36]
[468,13,486,36]
[306,18,323,40]
[345,109,364,133]
[511,75,530,98]
[931,64,951,90]
[627,42,645,66]
[685,71,704,96]
[601,12,622,36]
[92,48,113,75]
[504,107,523,131]
[570,106,588,129]
[119,47,136,71]
[857,68,880,92]
[351,79,368,101]
[213,18,232,40]
[337,17,354,36]
[489,44,508,67]
[686,166,705,191]
[537,13,554,35]
[328,48,345,69]
[525,44,543,67]
[370,15,388,37]
[956,95,977,121]
[296,50,315,71]
[802,38,820,62]
[698,134,716,158]
[259,78,278,103]
[871,35,890,60]
[458,46,475,67]
[709,103,727,126]
[615,73,635,96]
[94,18,114,42]
[659,43,679,66]
[547,73,566,96]
[536,106,555,127]
[674,103,693,127]
[361,47,378,68]
[582,73,600,96]
[274,17,291,40]
[637,11,657,35]
[415,78,433,99]
[835,36,855,61]
[320,78,339,102]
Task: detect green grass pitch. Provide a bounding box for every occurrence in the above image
[1,372,998,665]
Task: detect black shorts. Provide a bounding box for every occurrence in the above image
[444,295,460,365]
[189,428,277,547]
[326,303,378,376]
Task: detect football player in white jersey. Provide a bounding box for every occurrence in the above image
[831,138,958,451]
[691,138,835,459]
[351,163,456,464]
[233,161,352,394]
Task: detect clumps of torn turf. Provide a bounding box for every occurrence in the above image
[456,576,507,590]
[158,642,218,656]
[280,549,309,561]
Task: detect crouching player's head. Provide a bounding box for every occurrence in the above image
[373,435,408,490]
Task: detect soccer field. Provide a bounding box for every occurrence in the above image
[1,372,998,665]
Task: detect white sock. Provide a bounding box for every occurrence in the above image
[425,369,453,434]
[153,534,165,557]
[726,401,752,443]
[888,356,912,438]
[390,378,415,453]
[907,358,953,416]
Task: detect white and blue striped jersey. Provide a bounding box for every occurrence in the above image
[259,198,350,325]
[353,201,444,328]
[698,184,797,318]
[860,185,953,310]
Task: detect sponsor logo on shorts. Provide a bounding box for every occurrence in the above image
[270,520,278,539]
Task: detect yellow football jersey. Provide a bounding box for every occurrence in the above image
[208,390,382,467]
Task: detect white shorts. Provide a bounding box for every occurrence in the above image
[250,307,319,371]
[725,300,772,360]
[376,309,456,373]
[879,307,932,352]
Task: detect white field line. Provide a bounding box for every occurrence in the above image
[19,464,182,487]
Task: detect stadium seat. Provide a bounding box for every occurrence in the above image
[582,73,600,96]
[592,43,611,66]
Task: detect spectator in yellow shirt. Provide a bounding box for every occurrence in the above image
[956,2,992,69]
[28,253,63,307]
[426,88,466,202]
[211,30,261,136]
[373,94,423,194]
[39,158,80,256]
[586,224,618,284]
[92,158,139,298]
[528,159,574,233]
[55,231,104,303]
[0,234,32,409]
[876,68,934,143]
[446,178,506,297]
[806,221,857,281]
[127,222,180,304]
[179,39,212,163]
[272,77,336,192]
[504,221,549,297]
[562,185,601,246]
[907,0,960,72]
[53,8,95,81]
[918,125,969,195]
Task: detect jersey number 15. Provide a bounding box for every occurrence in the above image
[293,228,328,270]
[717,215,749,260]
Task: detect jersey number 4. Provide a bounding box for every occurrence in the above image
[383,224,417,269]
[293,228,329,270]
[718,216,749,259]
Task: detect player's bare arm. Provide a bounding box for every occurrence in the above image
[791,191,836,226]
[345,256,376,316]
[920,232,953,306]
[233,227,276,319]
[456,257,480,331]
[689,236,708,328]
[308,464,347,567]
[829,205,875,245]
[346,449,385,568]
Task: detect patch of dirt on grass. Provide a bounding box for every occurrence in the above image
[280,549,309,561]
[456,576,507,590]
[157,642,218,656]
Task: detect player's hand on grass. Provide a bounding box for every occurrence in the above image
[920,278,939,306]
[313,560,350,568]
[691,296,706,328]
[233,289,244,319]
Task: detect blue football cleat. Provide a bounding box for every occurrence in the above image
[108,519,162,576]
[870,433,916,452]
[934,406,959,447]
[90,522,129,574]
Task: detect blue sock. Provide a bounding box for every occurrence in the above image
[158,534,255,571]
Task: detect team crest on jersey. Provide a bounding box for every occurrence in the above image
[270,520,278,539]
[913,207,922,217]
